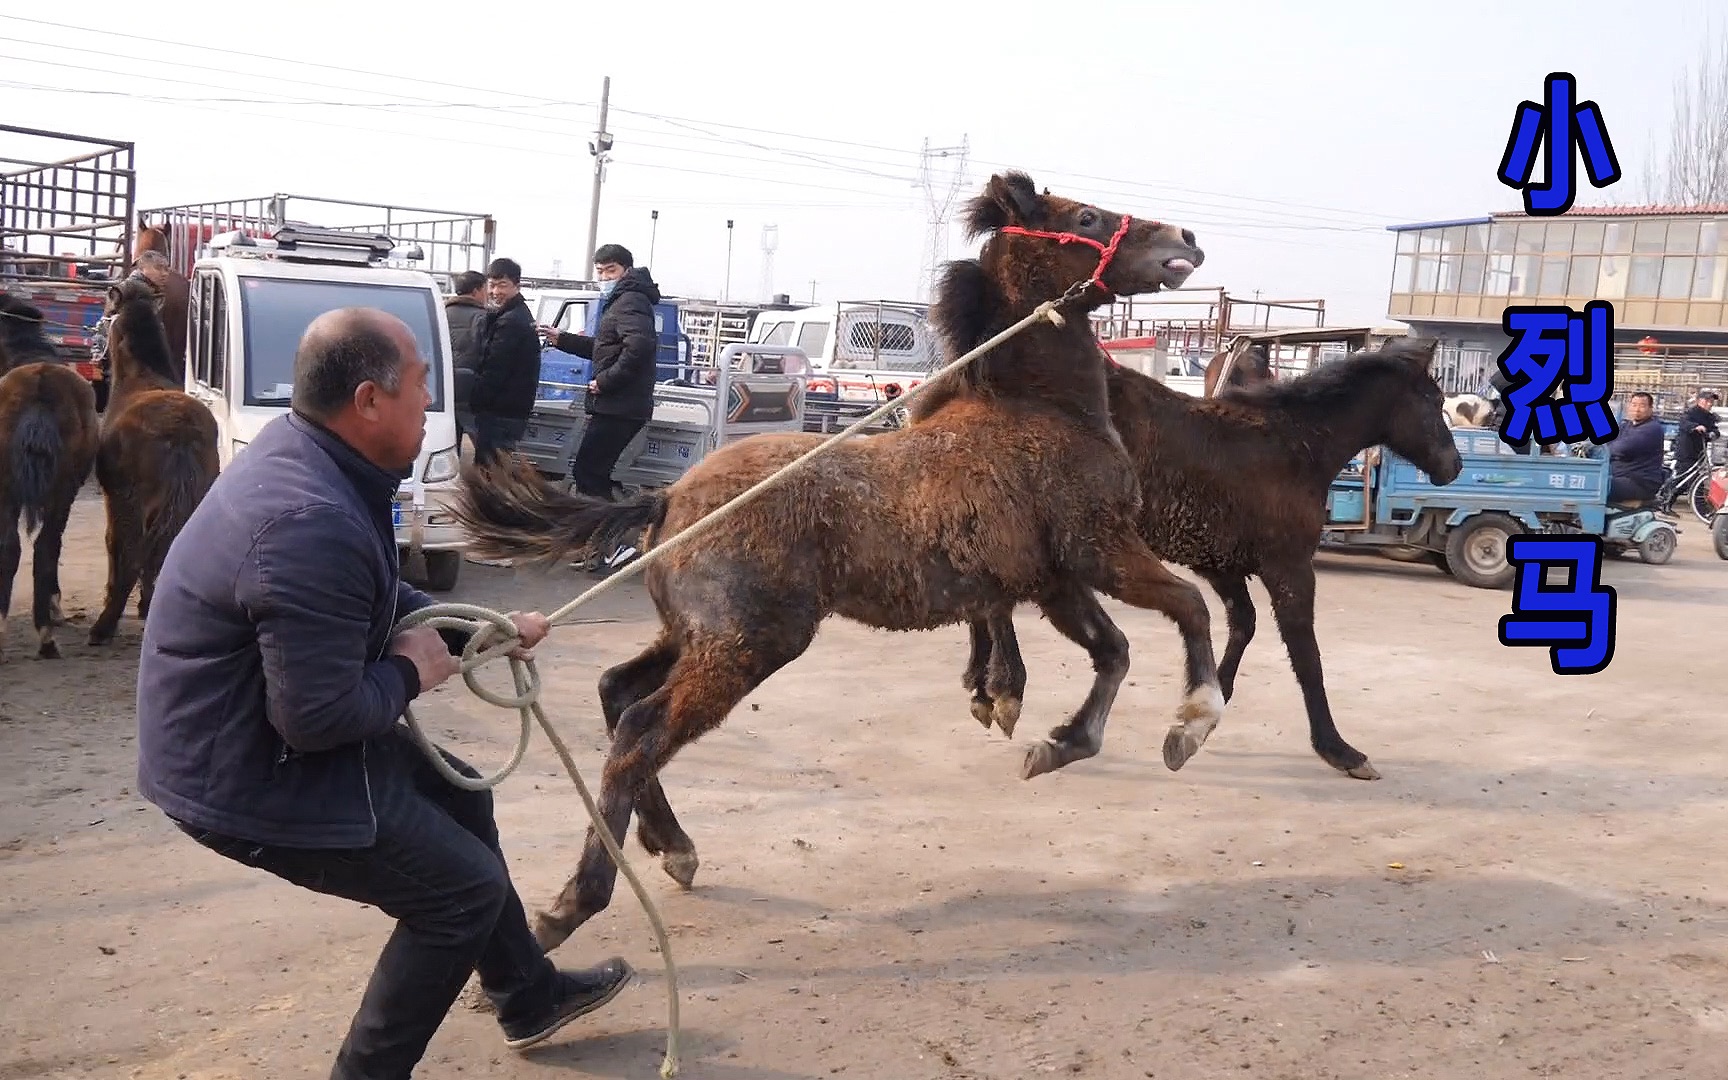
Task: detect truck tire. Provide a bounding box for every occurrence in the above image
[1443,512,1521,590]
[422,551,462,592]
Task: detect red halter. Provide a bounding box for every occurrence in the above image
[999,214,1137,296]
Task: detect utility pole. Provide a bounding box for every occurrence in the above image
[583,76,613,273]
[724,218,735,301]
[648,209,659,268]
[809,279,818,303]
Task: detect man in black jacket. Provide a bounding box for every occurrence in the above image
[470,257,542,464]
[1672,388,1721,477]
[135,307,631,1080]
[444,270,487,452]
[541,244,660,499]
[1608,391,1666,504]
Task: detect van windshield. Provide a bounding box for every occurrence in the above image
[237,276,446,409]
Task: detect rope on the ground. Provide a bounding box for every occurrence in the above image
[393,282,1085,1079]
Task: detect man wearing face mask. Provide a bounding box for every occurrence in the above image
[539,244,661,515]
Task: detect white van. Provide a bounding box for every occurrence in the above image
[182,227,467,590]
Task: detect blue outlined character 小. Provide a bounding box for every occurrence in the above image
[1498,72,1622,216]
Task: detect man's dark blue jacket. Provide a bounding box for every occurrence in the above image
[1610,415,1667,493]
[135,411,463,849]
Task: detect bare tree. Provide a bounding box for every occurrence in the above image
[1643,28,1728,204]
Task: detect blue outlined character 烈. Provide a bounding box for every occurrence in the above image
[1498,72,1622,216]
[1497,535,1617,675]
[1496,300,1619,449]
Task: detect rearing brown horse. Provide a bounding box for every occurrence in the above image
[452,171,1221,952]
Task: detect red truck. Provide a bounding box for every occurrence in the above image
[0,123,137,407]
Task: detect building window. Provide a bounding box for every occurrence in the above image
[1604,221,1634,254]
[1459,253,1486,294]
[1464,224,1489,252]
[1573,220,1606,255]
[1539,255,1570,296]
[1415,254,1440,292]
[1397,230,1418,254]
[1568,255,1600,295]
[1544,220,1574,253]
[1693,256,1721,301]
[1486,253,1515,296]
[1597,254,1628,299]
[1628,255,1663,298]
[1667,219,1700,255]
[1418,229,1441,253]
[1438,253,1461,291]
[1393,253,1415,292]
[1633,219,1667,253]
[1659,255,1694,300]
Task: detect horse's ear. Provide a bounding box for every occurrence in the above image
[107,284,123,305]
[961,171,1043,239]
[1404,336,1439,370]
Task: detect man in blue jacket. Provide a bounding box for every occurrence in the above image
[134,307,631,1080]
[1608,391,1666,505]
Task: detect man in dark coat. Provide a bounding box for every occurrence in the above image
[134,307,631,1080]
[1672,388,1721,477]
[444,270,488,452]
[542,243,660,500]
[1608,391,1666,504]
[470,257,542,464]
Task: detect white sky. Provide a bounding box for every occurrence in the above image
[1,0,1715,323]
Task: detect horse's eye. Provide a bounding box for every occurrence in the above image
[1078,209,1100,229]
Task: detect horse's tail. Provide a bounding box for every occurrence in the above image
[452,454,669,568]
[141,435,215,558]
[9,402,63,533]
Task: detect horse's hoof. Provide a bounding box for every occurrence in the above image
[993,696,1022,738]
[87,629,112,647]
[662,850,699,890]
[1162,726,1202,772]
[531,911,578,953]
[969,698,995,730]
[1021,741,1059,780]
[37,641,60,660]
[1343,761,1382,781]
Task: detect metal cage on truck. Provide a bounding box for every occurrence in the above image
[138,194,496,290]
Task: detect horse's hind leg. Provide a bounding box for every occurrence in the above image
[963,610,1025,737]
[1197,570,1257,701]
[1085,537,1224,773]
[534,624,814,953]
[1261,558,1378,780]
[30,492,76,659]
[1021,581,1129,779]
[597,637,700,889]
[0,500,21,660]
[88,499,139,646]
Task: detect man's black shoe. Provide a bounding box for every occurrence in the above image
[501,957,634,1051]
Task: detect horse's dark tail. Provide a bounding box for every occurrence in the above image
[452,454,669,568]
[141,438,214,559]
[9,403,62,533]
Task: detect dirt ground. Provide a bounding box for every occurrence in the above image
[3,478,1726,1080]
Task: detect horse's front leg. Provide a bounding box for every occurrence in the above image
[31,495,77,659]
[1020,581,1129,779]
[1196,570,1258,701]
[1260,558,1379,780]
[1083,534,1224,773]
[963,609,1026,737]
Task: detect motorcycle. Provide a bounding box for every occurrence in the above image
[1709,465,1728,560]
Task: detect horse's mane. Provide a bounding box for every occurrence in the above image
[1223,341,1431,412]
[0,294,56,367]
[109,278,179,385]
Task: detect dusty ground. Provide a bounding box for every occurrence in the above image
[3,479,1726,1080]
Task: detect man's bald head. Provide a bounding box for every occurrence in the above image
[292,308,415,423]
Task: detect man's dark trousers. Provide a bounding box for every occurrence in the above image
[177,730,557,1080]
[470,412,528,467]
[570,414,645,497]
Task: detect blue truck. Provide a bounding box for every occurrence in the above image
[1320,425,1679,589]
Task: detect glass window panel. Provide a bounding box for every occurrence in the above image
[1442,225,1467,253]
[1692,256,1718,300]
[1544,221,1574,253]
[1485,253,1515,295]
[1393,253,1415,291]
[1438,253,1462,292]
[1597,254,1627,298]
[1603,221,1633,254]
[1633,219,1667,253]
[1397,230,1418,254]
[1510,255,1538,296]
[1418,229,1441,253]
[1539,255,1570,295]
[1489,222,1517,253]
[1569,255,1600,295]
[1460,253,1486,294]
[1516,221,1546,252]
[1464,224,1489,252]
[1660,255,1695,299]
[1628,255,1663,297]
[1667,219,1700,254]
[1572,220,1606,254]
[1701,220,1722,256]
[1415,254,1440,291]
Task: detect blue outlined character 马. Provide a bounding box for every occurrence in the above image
[1497,536,1617,675]
[1498,72,1622,216]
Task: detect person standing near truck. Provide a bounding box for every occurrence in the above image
[469,257,541,465]
[443,270,488,453]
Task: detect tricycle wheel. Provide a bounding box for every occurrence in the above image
[1443,512,1521,589]
[1637,527,1677,565]
[1713,512,1728,560]
[422,551,463,592]
[1426,550,1454,575]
